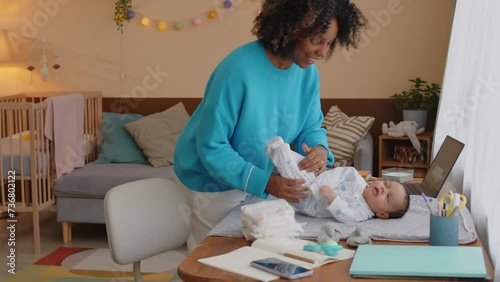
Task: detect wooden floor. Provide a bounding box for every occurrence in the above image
[0,207,187,280]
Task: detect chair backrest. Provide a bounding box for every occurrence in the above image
[104,178,190,265]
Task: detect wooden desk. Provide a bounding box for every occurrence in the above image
[178,236,494,281]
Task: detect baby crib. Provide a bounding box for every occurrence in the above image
[0,91,102,254]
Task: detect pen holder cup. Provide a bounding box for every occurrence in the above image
[429,214,459,246]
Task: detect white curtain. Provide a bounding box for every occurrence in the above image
[435,0,500,280]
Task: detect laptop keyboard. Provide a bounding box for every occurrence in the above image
[404,182,437,197]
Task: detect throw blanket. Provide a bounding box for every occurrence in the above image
[208,195,478,244]
[44,93,85,179]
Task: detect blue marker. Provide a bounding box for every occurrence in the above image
[421,193,434,214]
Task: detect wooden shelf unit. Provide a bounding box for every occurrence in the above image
[378,132,433,178]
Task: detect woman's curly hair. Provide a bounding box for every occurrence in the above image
[252,0,367,59]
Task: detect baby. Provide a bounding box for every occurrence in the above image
[317,171,409,222]
[266,136,410,223]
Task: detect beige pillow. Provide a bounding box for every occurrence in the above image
[324,106,374,167]
[124,102,190,168]
[322,105,348,129]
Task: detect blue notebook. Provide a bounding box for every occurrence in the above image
[350,245,488,279]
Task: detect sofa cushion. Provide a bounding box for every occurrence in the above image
[94,112,149,164]
[54,163,175,199]
[124,102,190,168]
[323,106,374,167]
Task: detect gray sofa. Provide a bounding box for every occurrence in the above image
[353,132,373,172]
[54,133,373,243]
[55,163,177,243]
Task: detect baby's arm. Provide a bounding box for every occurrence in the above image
[320,185,337,204]
[326,197,373,223]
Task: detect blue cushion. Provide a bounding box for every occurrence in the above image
[94,112,149,164]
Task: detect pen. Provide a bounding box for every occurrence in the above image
[420,193,434,214]
[283,252,316,264]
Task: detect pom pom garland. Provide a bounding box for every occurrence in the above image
[115,0,261,32]
[208,10,218,19]
[141,17,151,26]
[192,17,202,26]
[157,21,168,31]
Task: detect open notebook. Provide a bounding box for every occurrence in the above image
[198,237,355,281]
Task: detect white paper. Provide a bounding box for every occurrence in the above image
[251,237,355,267]
[198,246,281,281]
[198,238,356,281]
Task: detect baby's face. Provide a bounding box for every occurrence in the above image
[362,180,407,218]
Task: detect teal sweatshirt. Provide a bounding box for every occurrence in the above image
[173,41,333,198]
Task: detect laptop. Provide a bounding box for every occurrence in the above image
[403,135,464,197]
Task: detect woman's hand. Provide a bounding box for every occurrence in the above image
[265,174,308,203]
[298,144,328,176]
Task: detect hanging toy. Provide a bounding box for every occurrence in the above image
[53,49,61,80]
[27,47,35,85]
[27,36,60,84]
[40,42,49,81]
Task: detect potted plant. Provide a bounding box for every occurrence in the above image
[114,0,134,33]
[389,77,441,129]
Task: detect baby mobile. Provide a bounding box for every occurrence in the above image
[27,37,61,84]
[113,0,257,33]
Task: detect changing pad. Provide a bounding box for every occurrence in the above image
[208,195,477,244]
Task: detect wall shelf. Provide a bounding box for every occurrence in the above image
[378,132,433,178]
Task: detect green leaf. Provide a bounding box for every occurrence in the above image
[390,77,440,110]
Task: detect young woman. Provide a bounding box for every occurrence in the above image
[173,0,367,251]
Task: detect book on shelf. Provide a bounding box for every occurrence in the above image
[393,143,427,164]
[198,237,355,281]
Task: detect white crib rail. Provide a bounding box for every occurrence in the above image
[0,91,102,254]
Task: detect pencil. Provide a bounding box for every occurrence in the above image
[283,252,315,264]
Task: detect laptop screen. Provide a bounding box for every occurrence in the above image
[422,136,464,193]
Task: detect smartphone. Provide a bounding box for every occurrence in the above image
[250,258,313,280]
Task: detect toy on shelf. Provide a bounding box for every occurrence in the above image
[382,121,425,153]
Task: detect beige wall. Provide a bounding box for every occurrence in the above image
[0,0,454,98]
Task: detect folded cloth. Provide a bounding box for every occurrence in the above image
[44,93,85,179]
[241,199,303,241]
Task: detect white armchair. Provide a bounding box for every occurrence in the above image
[104,178,190,282]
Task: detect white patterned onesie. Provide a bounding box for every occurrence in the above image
[266,136,374,222]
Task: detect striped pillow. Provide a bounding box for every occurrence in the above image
[323,106,374,167]
[322,105,348,128]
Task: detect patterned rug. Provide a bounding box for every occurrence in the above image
[5,247,185,282]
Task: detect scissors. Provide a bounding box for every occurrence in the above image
[439,193,467,216]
